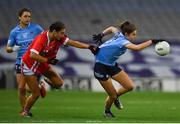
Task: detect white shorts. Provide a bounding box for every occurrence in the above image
[22,63,35,76]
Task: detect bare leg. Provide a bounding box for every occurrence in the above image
[99,78,117,110]
[24,75,40,111]
[112,70,135,96]
[43,66,64,88]
[16,73,27,108]
[103,70,134,110]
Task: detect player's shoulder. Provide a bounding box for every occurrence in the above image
[115,33,131,44]
[115,32,126,40]
[29,23,42,28]
[114,31,122,37]
[36,31,47,40]
[120,39,131,46]
[10,25,20,34]
[29,23,39,27]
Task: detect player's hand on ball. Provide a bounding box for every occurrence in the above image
[88,45,99,55]
[48,58,59,65]
[152,39,165,44]
[155,41,170,56]
[92,33,104,43]
[12,45,21,52]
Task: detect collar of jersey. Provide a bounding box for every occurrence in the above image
[17,23,30,30]
[46,31,51,46]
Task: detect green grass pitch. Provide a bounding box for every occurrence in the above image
[0,90,180,123]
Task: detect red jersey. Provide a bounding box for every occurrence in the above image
[22,31,69,74]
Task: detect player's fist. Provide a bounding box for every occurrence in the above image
[92,33,104,43]
[12,45,21,52]
[88,45,99,55]
[152,39,165,44]
[48,58,59,65]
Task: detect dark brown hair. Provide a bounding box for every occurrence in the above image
[118,21,136,35]
[18,8,31,17]
[49,21,65,32]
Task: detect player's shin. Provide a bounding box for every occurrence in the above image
[18,87,27,108]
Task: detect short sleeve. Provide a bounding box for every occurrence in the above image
[36,25,44,34]
[120,40,131,47]
[61,35,69,45]
[63,37,69,45]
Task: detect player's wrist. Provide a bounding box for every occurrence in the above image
[47,57,59,65]
[12,45,21,52]
[152,39,164,44]
[149,40,153,44]
[88,45,93,49]
[100,33,105,37]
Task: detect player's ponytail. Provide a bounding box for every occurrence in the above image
[118,21,136,35]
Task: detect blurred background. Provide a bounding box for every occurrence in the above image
[0,0,180,92]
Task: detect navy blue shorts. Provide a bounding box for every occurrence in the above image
[94,62,122,81]
[15,64,21,74]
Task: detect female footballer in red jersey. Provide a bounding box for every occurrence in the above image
[20,21,98,117]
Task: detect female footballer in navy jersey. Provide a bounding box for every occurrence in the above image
[93,21,162,117]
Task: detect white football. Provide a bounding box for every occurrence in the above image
[155,41,170,56]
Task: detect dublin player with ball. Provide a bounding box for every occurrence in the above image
[92,21,170,117]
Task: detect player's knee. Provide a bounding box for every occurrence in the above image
[18,87,26,95]
[126,84,135,91]
[53,82,64,89]
[32,91,40,99]
[109,94,118,101]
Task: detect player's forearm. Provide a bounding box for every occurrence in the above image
[67,40,89,49]
[30,52,48,63]
[136,40,152,50]
[126,40,152,51]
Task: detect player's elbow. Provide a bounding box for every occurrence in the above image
[135,47,142,51]
[30,52,35,59]
[131,46,142,51]
[30,52,38,60]
[109,26,118,33]
[126,44,143,51]
[125,84,135,91]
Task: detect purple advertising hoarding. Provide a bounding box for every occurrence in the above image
[0,39,180,78]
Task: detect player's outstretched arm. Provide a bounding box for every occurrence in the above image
[126,40,152,51]
[66,39,90,49]
[66,39,99,55]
